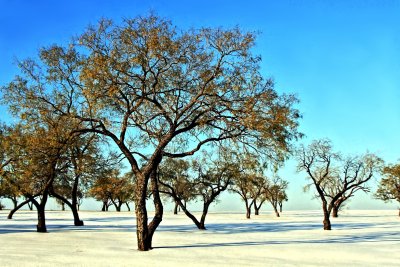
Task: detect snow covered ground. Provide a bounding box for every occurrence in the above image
[0,209,399,266]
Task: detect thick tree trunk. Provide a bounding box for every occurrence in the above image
[135,169,164,251]
[254,207,259,215]
[33,192,48,233]
[322,202,331,230]
[8,198,31,219]
[199,202,211,230]
[173,201,179,215]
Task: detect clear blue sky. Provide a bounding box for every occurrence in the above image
[1,0,399,211]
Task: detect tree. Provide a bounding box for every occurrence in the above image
[159,151,237,229]
[157,158,194,215]
[1,14,301,250]
[230,153,266,219]
[375,164,400,216]
[5,122,73,232]
[263,176,288,217]
[50,134,105,225]
[296,139,382,230]
[89,170,135,212]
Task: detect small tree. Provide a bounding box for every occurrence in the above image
[263,176,288,217]
[230,153,266,219]
[157,158,194,215]
[375,164,400,216]
[159,151,237,229]
[297,139,382,230]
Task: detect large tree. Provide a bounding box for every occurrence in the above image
[375,163,400,216]
[296,139,382,230]
[1,15,300,250]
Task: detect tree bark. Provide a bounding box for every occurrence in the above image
[254,207,259,215]
[173,201,179,215]
[8,198,31,219]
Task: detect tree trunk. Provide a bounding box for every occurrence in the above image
[198,202,211,230]
[322,202,331,230]
[126,203,131,211]
[33,192,48,233]
[12,198,18,210]
[61,202,65,211]
[101,201,107,211]
[173,201,179,215]
[254,207,259,215]
[332,206,339,218]
[273,205,280,217]
[398,208,400,217]
[279,202,283,213]
[8,198,31,219]
[28,201,33,210]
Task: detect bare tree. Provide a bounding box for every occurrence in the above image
[296,139,382,230]
[1,15,300,250]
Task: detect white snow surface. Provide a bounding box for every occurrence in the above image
[0,209,399,266]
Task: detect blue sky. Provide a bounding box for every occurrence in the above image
[1,0,399,211]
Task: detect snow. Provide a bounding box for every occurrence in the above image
[0,209,399,266]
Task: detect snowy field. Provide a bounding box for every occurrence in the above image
[0,209,399,266]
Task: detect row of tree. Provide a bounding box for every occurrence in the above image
[0,14,398,252]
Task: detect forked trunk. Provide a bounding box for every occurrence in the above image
[254,208,259,215]
[273,205,280,217]
[34,192,48,233]
[101,201,107,211]
[135,170,164,251]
